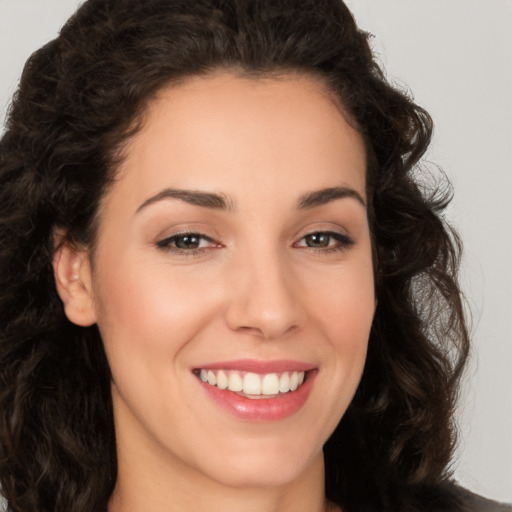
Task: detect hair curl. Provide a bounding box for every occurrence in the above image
[0,1,469,511]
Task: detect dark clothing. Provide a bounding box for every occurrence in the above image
[457,487,512,512]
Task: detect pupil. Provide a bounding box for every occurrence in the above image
[307,233,329,248]
[176,235,200,249]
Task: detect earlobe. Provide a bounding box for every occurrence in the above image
[53,238,97,327]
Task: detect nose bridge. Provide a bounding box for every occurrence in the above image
[226,241,301,340]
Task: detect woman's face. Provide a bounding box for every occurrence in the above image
[81,73,375,488]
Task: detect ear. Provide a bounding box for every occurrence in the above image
[53,235,97,327]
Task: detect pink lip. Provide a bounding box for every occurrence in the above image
[193,358,316,373]
[194,360,318,422]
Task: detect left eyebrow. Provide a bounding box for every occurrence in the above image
[135,188,234,213]
[296,186,366,209]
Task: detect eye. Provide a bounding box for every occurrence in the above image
[156,232,218,252]
[295,231,354,251]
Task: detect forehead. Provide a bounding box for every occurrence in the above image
[109,72,367,209]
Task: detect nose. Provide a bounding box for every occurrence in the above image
[225,251,303,341]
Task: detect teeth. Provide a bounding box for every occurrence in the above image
[198,369,306,396]
[290,371,299,391]
[207,370,217,386]
[216,370,228,389]
[262,373,280,395]
[279,372,290,393]
[243,373,261,395]
[228,372,243,392]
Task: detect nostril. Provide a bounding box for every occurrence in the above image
[235,323,299,341]
[237,325,263,335]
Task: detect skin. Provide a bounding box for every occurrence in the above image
[54,72,375,512]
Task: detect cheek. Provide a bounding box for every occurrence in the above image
[311,254,375,341]
[92,252,220,373]
[307,250,375,387]
[291,253,374,442]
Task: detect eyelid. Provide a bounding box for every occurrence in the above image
[156,230,221,253]
[154,226,354,256]
[293,229,354,252]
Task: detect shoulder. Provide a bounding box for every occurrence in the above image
[454,486,512,512]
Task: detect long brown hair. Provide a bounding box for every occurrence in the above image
[0,1,469,510]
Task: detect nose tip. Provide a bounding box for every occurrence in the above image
[225,262,302,341]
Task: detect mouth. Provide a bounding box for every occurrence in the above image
[195,368,306,399]
[192,360,317,421]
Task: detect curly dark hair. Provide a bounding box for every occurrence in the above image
[0,0,469,511]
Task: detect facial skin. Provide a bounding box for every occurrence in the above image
[55,72,375,512]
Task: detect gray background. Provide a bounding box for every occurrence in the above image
[1,0,511,503]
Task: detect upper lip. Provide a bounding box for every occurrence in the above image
[192,359,316,374]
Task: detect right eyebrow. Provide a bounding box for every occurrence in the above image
[135,188,235,214]
[296,186,366,210]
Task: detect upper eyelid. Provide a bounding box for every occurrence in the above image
[294,226,352,241]
[154,227,354,249]
[156,231,216,248]
[294,230,354,245]
[158,229,214,240]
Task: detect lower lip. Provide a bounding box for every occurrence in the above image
[198,371,317,421]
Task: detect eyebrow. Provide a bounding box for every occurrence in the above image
[297,186,366,209]
[136,185,365,214]
[136,188,234,213]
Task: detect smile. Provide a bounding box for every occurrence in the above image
[197,369,306,398]
[193,361,317,421]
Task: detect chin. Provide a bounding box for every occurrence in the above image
[194,433,325,489]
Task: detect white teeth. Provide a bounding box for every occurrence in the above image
[228,372,243,392]
[279,372,290,393]
[198,369,306,396]
[262,373,280,395]
[290,371,299,391]
[243,373,261,395]
[216,370,228,389]
[207,370,217,386]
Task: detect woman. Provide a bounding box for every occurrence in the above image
[0,1,508,511]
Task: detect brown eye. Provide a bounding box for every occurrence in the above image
[157,233,215,251]
[295,231,354,252]
[304,233,332,248]
[173,234,202,249]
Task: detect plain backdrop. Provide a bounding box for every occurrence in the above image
[1,0,511,504]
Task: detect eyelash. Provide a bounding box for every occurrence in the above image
[156,231,218,256]
[156,230,354,256]
[294,231,355,253]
